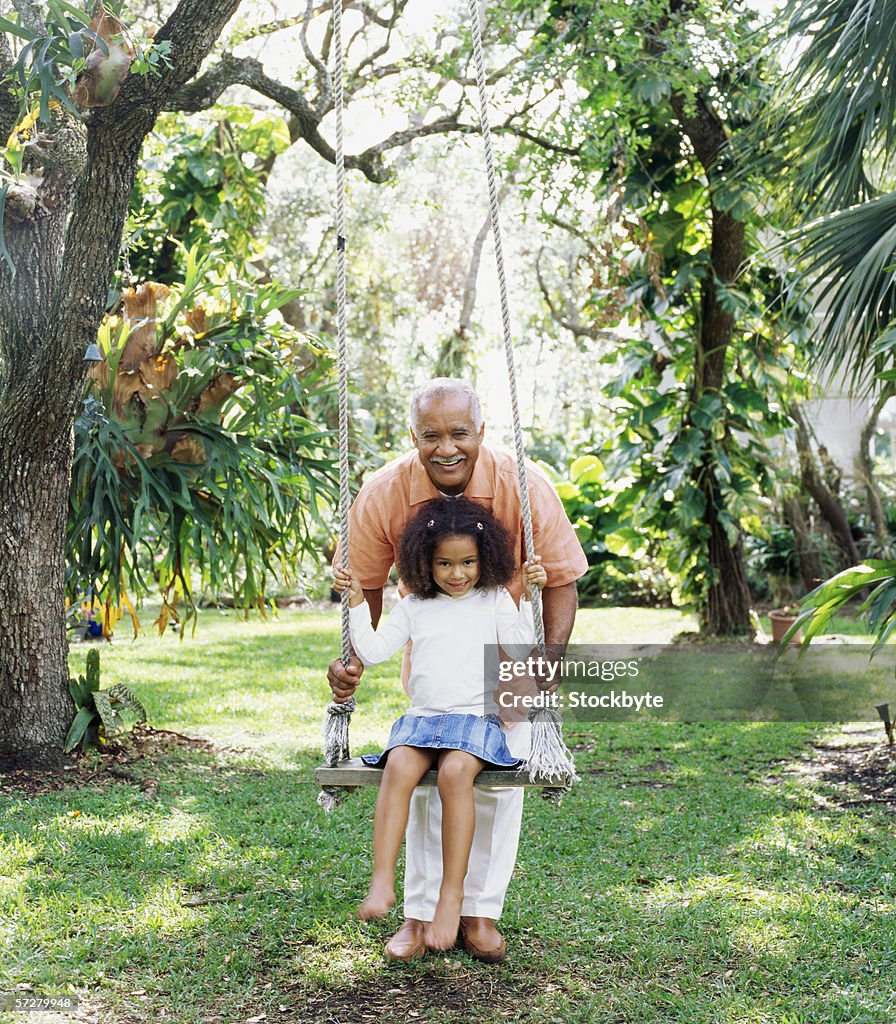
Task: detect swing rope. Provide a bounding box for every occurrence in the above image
[318,0,577,811]
[465,0,577,798]
[319,0,356,810]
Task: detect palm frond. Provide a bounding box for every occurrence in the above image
[774,0,896,211]
[780,188,896,388]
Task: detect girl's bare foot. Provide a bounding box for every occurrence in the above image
[424,891,463,950]
[357,878,395,920]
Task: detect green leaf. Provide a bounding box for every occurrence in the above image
[63,706,96,753]
[631,73,671,106]
[0,14,33,39]
[604,528,647,559]
[569,454,604,484]
[107,684,147,722]
[677,483,706,525]
[68,29,84,61]
[690,394,723,430]
[669,428,705,464]
[68,674,89,709]
[93,690,117,731]
[46,0,73,35]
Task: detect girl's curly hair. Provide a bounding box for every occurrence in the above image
[398,497,516,599]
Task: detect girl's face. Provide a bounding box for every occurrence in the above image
[432,534,480,598]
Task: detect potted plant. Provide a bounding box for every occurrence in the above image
[769,604,803,644]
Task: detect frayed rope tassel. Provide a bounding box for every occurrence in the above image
[323,695,356,765]
[525,706,579,803]
[317,696,357,813]
[317,784,358,812]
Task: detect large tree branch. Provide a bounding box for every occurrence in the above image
[112,0,242,114]
[163,37,579,180]
[163,54,393,180]
[356,106,580,164]
[301,0,331,116]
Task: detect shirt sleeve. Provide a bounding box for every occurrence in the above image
[494,588,536,658]
[344,482,398,591]
[528,465,589,587]
[348,598,412,665]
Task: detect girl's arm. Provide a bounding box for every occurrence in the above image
[348,598,413,665]
[333,562,412,664]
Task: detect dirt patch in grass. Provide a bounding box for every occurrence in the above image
[279,969,540,1024]
[767,726,896,807]
[79,965,542,1024]
[810,736,896,806]
[0,724,214,798]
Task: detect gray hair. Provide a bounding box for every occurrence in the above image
[409,378,483,432]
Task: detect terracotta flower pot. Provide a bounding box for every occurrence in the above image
[769,609,802,644]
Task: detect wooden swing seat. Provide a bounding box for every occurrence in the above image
[314,758,567,789]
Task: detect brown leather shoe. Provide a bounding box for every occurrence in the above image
[459,916,506,963]
[384,918,426,962]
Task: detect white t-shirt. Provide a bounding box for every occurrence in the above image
[348,587,535,717]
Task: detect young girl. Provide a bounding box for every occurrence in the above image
[332,496,547,953]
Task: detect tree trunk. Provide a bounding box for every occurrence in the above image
[670,91,752,635]
[703,475,752,634]
[782,496,825,592]
[791,405,861,568]
[0,108,86,769]
[0,0,242,767]
[0,442,74,769]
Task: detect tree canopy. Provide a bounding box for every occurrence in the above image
[3,0,896,764]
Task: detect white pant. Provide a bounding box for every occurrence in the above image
[402,720,531,921]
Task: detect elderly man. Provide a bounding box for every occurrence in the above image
[328,377,586,962]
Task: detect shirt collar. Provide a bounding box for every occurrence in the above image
[409,445,495,505]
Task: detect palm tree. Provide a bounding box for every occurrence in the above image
[770,0,896,387]
[766,0,896,645]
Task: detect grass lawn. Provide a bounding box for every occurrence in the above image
[1,605,895,1023]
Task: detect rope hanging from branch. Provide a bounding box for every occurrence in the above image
[318,0,578,809]
[318,0,356,812]
[465,0,577,797]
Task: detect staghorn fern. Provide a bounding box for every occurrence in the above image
[64,650,147,753]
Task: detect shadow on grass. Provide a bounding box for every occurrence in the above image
[0,609,889,1022]
[2,721,895,1024]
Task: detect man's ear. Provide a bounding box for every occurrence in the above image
[409,425,419,447]
[477,420,485,442]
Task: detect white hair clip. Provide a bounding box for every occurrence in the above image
[427,519,435,527]
[476,522,483,530]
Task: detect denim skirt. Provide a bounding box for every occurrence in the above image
[361,712,523,770]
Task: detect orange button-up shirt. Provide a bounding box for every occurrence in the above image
[347,445,587,602]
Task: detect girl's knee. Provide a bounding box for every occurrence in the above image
[437,752,482,789]
[383,746,431,781]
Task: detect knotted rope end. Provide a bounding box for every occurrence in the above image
[525,706,579,794]
[322,695,356,767]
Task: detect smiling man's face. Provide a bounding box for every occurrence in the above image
[410,390,484,496]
